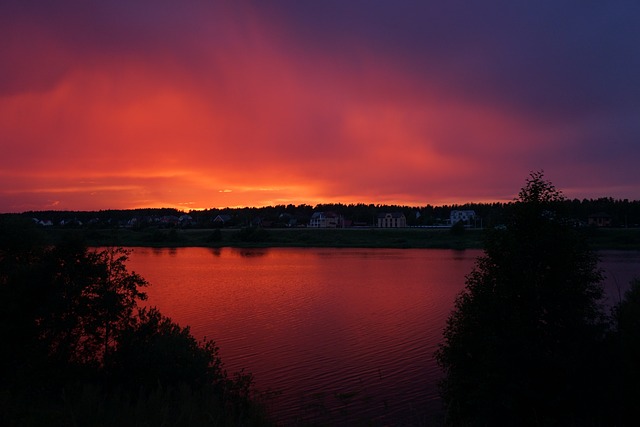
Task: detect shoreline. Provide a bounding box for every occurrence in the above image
[41,226,640,251]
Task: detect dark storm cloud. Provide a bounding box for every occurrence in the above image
[256,1,640,119]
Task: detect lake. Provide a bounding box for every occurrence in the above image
[125,247,640,425]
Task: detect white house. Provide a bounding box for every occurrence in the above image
[377,212,407,228]
[450,210,476,225]
[309,212,343,228]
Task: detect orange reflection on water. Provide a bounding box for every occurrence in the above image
[126,247,477,424]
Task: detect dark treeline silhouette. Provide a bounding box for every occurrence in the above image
[3,176,640,425]
[436,172,640,426]
[0,217,270,426]
[9,197,640,229]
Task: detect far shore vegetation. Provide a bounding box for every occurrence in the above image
[3,196,640,250]
[23,226,640,251]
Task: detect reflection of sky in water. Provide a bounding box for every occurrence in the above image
[599,250,640,306]
[126,248,640,425]
[128,248,478,424]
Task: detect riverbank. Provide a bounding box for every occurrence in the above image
[41,227,640,250]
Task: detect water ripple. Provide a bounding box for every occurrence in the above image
[127,248,640,425]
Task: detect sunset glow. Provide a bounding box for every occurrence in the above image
[2,1,639,212]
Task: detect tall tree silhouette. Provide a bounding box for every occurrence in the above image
[436,171,607,426]
[609,279,640,424]
[0,223,269,425]
[0,231,148,372]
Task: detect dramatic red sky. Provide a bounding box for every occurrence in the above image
[2,1,639,212]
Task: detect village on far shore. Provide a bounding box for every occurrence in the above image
[16,197,639,231]
[3,199,639,250]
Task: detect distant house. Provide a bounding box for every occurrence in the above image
[309,211,343,228]
[160,215,180,226]
[450,210,476,225]
[59,218,82,227]
[278,213,298,227]
[588,213,612,227]
[179,214,194,226]
[32,218,53,227]
[213,214,233,226]
[377,212,407,228]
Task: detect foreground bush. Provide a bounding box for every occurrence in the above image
[0,219,270,426]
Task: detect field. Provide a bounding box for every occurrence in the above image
[40,226,640,250]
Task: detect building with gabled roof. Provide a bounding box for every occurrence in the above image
[309,211,343,228]
[377,212,407,228]
[450,210,475,225]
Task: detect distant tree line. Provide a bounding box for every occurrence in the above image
[7,197,640,229]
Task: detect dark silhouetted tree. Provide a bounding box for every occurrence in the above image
[436,171,608,426]
[108,307,258,419]
[37,240,147,368]
[0,223,269,425]
[609,278,640,424]
[109,307,225,390]
[0,230,148,382]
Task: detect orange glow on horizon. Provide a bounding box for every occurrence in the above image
[1,2,638,212]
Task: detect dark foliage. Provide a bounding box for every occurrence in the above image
[108,307,222,389]
[9,193,640,231]
[0,217,269,425]
[234,226,270,242]
[449,220,466,235]
[607,279,640,424]
[436,172,610,426]
[207,228,223,242]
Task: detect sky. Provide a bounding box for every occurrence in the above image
[1,0,639,212]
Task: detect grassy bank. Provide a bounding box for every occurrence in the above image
[39,226,640,250]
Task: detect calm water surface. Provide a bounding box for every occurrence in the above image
[125,247,640,425]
